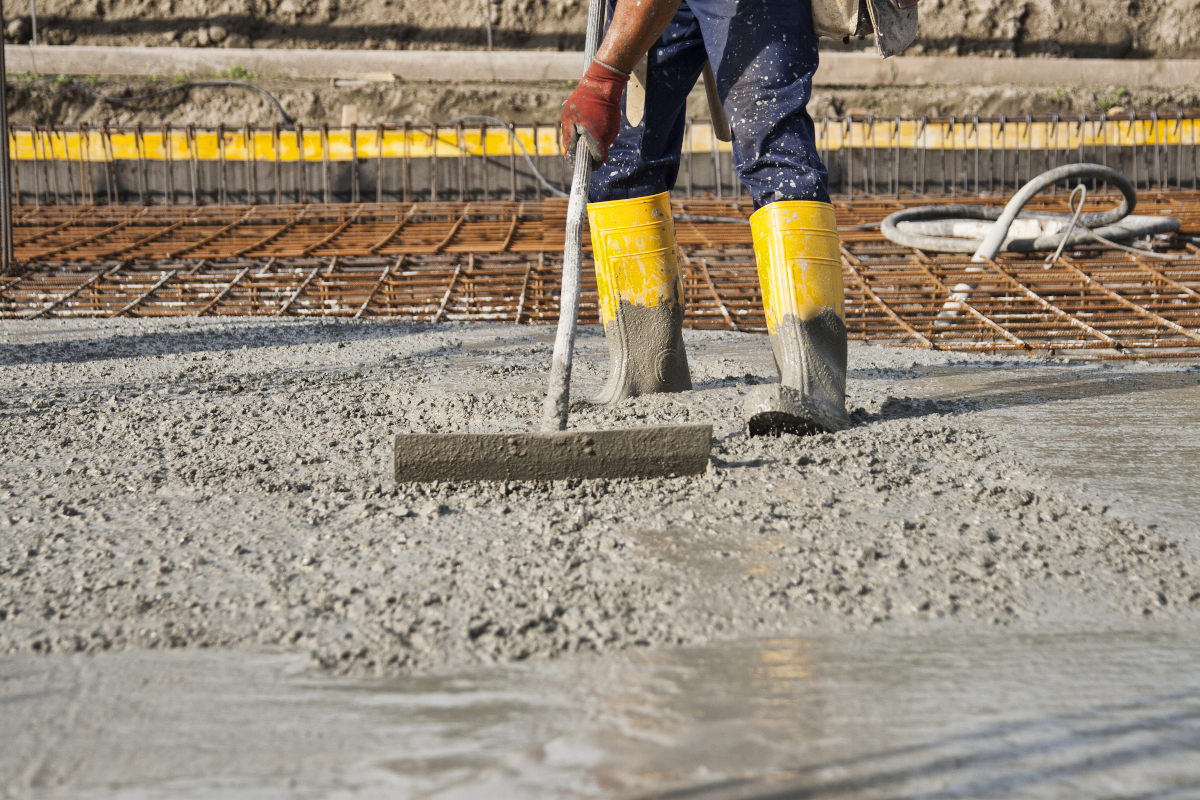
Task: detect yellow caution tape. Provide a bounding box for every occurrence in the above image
[807,118,1200,152]
[8,119,1198,162]
[8,127,563,162]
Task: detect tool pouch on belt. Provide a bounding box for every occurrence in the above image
[812,0,919,58]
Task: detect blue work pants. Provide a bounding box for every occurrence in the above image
[590,0,828,207]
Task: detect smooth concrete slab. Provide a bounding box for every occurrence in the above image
[8,44,1200,88]
[4,632,1200,798]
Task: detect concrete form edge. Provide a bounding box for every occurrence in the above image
[5,46,1200,89]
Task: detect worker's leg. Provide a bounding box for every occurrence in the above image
[688,0,828,206]
[693,0,849,434]
[588,1,707,202]
[742,200,848,434]
[587,191,691,403]
[585,3,706,403]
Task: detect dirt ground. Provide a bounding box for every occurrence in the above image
[4,0,1200,58]
[1,318,1197,677]
[5,0,1199,127]
[7,75,1199,128]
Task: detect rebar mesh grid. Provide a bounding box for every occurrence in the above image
[2,196,1198,359]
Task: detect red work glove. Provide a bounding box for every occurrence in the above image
[562,59,629,165]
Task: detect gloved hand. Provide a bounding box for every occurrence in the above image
[561,59,629,165]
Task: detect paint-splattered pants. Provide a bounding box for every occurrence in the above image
[589,0,828,207]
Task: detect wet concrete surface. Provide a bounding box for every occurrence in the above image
[695,334,1200,546]
[906,363,1200,543]
[1,318,1199,797]
[3,630,1199,798]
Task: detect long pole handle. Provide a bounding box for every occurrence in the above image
[539,0,606,432]
[540,142,591,431]
[0,4,12,273]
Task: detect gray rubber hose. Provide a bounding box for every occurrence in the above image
[880,164,1181,261]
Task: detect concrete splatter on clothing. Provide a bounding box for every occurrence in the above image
[591,0,828,206]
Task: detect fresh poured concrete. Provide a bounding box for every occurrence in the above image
[3,631,1199,798]
[1,318,1198,797]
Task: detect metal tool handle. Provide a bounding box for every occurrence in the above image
[540,0,606,432]
[702,62,732,143]
[0,4,13,273]
[541,140,592,432]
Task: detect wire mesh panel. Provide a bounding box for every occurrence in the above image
[3,197,1198,359]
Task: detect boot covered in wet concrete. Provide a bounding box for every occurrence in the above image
[743,200,850,436]
[587,191,692,404]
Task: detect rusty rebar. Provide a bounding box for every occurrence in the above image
[3,197,1195,360]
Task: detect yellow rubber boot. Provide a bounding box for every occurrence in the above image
[588,191,692,404]
[743,200,850,435]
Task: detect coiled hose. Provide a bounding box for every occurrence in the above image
[880,164,1181,261]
